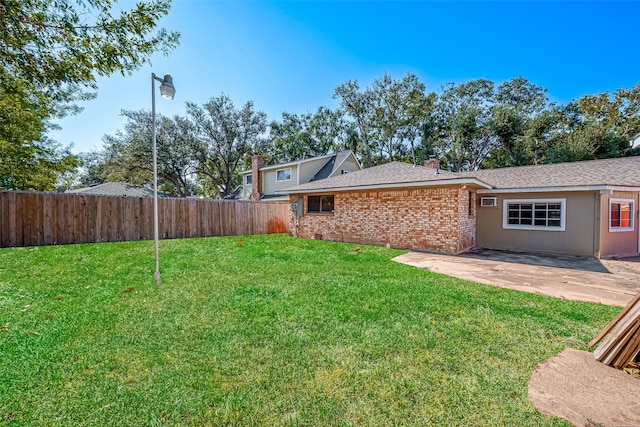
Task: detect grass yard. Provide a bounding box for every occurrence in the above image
[0,234,618,426]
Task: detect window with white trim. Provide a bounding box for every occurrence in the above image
[276,168,291,182]
[503,199,566,231]
[307,195,334,214]
[245,174,252,185]
[609,198,634,232]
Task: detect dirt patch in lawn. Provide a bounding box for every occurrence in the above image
[528,348,640,426]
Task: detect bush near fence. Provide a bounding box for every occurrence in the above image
[0,191,289,248]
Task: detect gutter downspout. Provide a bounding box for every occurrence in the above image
[594,192,601,258]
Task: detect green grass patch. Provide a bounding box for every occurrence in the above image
[0,235,618,425]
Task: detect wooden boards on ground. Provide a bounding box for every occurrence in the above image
[590,291,640,369]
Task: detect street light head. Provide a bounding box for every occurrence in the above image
[159,73,175,100]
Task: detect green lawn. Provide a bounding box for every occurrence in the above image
[0,234,618,426]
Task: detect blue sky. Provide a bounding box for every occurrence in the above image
[51,1,640,154]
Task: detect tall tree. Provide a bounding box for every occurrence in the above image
[187,95,267,197]
[334,80,378,167]
[92,110,199,196]
[542,86,640,164]
[434,79,496,171]
[268,107,351,163]
[572,85,640,158]
[487,77,556,167]
[307,106,352,155]
[268,112,310,163]
[77,151,107,187]
[0,68,81,190]
[0,0,179,190]
[370,72,430,164]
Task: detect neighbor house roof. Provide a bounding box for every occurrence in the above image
[279,156,640,195]
[311,151,358,181]
[281,161,491,194]
[239,151,356,175]
[68,182,176,198]
[469,156,640,192]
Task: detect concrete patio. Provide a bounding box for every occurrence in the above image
[393,249,640,306]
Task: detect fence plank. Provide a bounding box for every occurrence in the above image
[22,192,34,246]
[34,192,44,245]
[0,191,4,246]
[0,191,289,248]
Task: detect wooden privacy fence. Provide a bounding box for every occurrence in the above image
[0,191,290,248]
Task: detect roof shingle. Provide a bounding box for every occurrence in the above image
[468,156,640,189]
[281,156,640,193]
[283,161,480,193]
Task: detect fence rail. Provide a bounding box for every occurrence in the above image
[0,191,289,248]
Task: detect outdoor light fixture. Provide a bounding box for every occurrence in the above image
[151,72,175,286]
[158,73,176,100]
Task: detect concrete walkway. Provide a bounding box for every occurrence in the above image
[393,249,640,306]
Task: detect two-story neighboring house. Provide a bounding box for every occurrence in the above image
[240,151,361,202]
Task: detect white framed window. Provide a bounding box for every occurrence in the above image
[245,174,252,185]
[503,198,566,231]
[609,198,635,232]
[276,168,291,182]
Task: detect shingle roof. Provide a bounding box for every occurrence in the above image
[281,156,640,194]
[239,151,357,175]
[68,182,176,198]
[468,156,640,189]
[283,161,486,193]
[311,151,355,181]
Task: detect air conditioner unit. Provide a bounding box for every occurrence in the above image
[480,197,497,207]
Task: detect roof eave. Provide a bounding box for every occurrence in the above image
[260,195,289,202]
[477,184,640,194]
[277,178,492,195]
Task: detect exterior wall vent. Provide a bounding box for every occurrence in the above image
[480,197,497,207]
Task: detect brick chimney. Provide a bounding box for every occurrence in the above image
[424,157,440,170]
[250,155,263,202]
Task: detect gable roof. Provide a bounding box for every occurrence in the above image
[239,151,356,175]
[469,156,640,192]
[280,156,640,195]
[281,161,491,194]
[68,182,176,198]
[311,151,359,181]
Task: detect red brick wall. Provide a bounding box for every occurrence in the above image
[289,186,476,254]
[457,189,476,252]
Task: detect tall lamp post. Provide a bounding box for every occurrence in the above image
[151,72,175,286]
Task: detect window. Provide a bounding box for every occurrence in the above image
[609,199,634,232]
[245,174,252,185]
[503,199,566,231]
[468,191,475,217]
[307,195,334,214]
[276,168,291,182]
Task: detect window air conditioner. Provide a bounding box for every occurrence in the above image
[480,197,497,207]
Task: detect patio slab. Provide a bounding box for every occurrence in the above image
[528,348,640,427]
[393,249,640,306]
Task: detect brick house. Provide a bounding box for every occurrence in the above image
[281,157,640,258]
[283,161,490,254]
